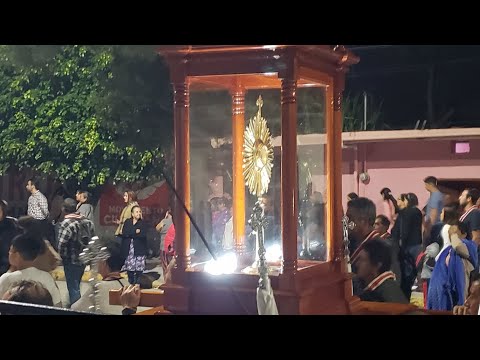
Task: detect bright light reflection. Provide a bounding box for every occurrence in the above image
[265,244,282,263]
[204,252,238,275]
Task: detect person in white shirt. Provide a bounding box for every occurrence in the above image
[435,204,459,261]
[71,241,128,315]
[25,177,52,245]
[2,279,54,307]
[25,178,49,221]
[0,233,61,307]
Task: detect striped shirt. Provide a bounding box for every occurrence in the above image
[364,271,396,291]
[27,190,49,220]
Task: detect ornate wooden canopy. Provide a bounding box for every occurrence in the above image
[159,45,359,90]
[133,45,361,314]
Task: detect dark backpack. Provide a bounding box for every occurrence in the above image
[74,218,94,248]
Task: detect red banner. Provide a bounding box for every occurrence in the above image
[98,182,170,226]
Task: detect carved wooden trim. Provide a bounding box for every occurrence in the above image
[281,79,297,104]
[232,88,245,115]
[333,90,342,112]
[173,82,190,108]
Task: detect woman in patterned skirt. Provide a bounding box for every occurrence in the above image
[121,205,148,285]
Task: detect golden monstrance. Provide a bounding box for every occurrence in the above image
[242,95,278,315]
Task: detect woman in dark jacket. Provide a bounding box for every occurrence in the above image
[0,200,21,276]
[391,193,423,300]
[121,205,148,285]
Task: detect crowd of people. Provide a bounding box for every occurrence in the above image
[347,176,480,315]
[0,178,176,315]
[1,173,480,315]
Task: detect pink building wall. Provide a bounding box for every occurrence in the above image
[342,139,480,217]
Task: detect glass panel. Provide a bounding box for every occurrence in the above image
[297,86,327,262]
[188,77,283,274]
[189,90,232,262]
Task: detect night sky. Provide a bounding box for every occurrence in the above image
[344,45,480,130]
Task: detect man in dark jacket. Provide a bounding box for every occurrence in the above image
[355,238,408,304]
[347,197,382,268]
[0,200,21,276]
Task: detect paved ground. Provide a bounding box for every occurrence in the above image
[56,279,90,308]
[56,259,164,314]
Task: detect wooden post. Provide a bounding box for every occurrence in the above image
[325,85,335,262]
[231,82,246,256]
[332,76,346,267]
[280,78,298,277]
[173,81,191,274]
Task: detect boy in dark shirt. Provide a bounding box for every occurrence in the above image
[355,239,409,304]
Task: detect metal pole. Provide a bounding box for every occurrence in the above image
[160,169,217,261]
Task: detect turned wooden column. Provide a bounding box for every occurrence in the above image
[280,78,298,276]
[332,78,345,264]
[231,83,246,256]
[173,81,191,272]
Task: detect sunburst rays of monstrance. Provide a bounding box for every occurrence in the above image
[242,95,278,315]
[242,96,274,197]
